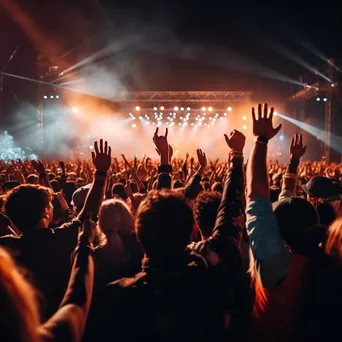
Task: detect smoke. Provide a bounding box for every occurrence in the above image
[0,131,37,162]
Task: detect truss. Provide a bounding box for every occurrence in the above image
[290,81,322,101]
[114,91,252,103]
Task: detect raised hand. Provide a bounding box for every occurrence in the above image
[153,128,169,164]
[91,139,111,172]
[153,127,168,154]
[196,149,207,169]
[224,130,246,151]
[290,133,307,160]
[55,192,69,212]
[252,103,282,140]
[168,144,174,162]
[31,160,46,175]
[59,161,66,174]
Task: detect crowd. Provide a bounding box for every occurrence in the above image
[0,103,342,342]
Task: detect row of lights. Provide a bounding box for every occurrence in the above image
[43,95,60,99]
[316,97,328,102]
[134,105,233,112]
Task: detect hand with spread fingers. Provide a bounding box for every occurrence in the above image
[290,133,307,160]
[196,149,207,176]
[31,160,46,175]
[91,139,111,172]
[252,103,282,140]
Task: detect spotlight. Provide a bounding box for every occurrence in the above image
[243,125,247,130]
[43,95,47,99]
[242,116,247,120]
[323,98,327,102]
[331,83,335,87]
[274,112,278,116]
[227,107,232,112]
[220,117,223,120]
[201,107,206,111]
[132,123,137,128]
[279,135,284,141]
[160,106,164,110]
[89,145,94,150]
[72,107,79,113]
[174,106,179,111]
[180,107,184,111]
[135,106,140,111]
[208,107,213,112]
[56,95,60,99]
[153,107,157,111]
[224,112,227,116]
[50,95,54,99]
[139,116,142,119]
[187,107,191,110]
[316,97,321,101]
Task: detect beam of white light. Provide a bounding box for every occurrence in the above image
[61,33,143,75]
[145,39,306,87]
[276,112,342,154]
[256,32,332,82]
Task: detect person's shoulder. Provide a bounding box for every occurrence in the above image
[0,234,21,250]
[107,271,146,291]
[53,218,82,233]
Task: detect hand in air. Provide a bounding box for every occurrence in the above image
[290,133,307,160]
[91,139,111,172]
[252,103,282,140]
[153,128,169,156]
[31,160,46,175]
[224,130,246,152]
[196,149,207,169]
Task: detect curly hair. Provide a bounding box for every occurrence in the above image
[5,184,53,233]
[193,191,222,239]
[135,190,194,259]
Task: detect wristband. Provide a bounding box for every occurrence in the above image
[95,170,107,177]
[255,136,269,144]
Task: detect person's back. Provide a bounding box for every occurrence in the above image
[100,251,228,342]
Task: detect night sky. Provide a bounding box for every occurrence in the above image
[0,0,341,127]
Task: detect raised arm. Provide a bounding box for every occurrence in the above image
[38,214,95,342]
[153,128,172,190]
[246,103,290,290]
[78,140,111,221]
[192,130,246,271]
[185,149,207,200]
[279,134,306,200]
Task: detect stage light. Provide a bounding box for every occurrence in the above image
[323,98,327,102]
[242,116,247,120]
[316,97,321,101]
[180,107,184,111]
[50,95,54,99]
[183,118,187,122]
[174,106,179,111]
[135,106,140,111]
[331,83,335,87]
[72,107,79,113]
[153,107,157,111]
[43,95,47,99]
[179,123,182,126]
[202,107,206,111]
[166,122,169,126]
[198,122,202,126]
[191,123,194,126]
[132,123,136,128]
[160,106,164,110]
[243,125,247,130]
[187,107,191,110]
[139,116,142,119]
[220,117,223,120]
[195,124,198,128]
[228,107,232,112]
[145,121,149,125]
[279,135,284,141]
[56,95,60,99]
[89,145,94,150]
[208,107,213,112]
[224,112,227,116]
[274,112,278,116]
[213,118,216,122]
